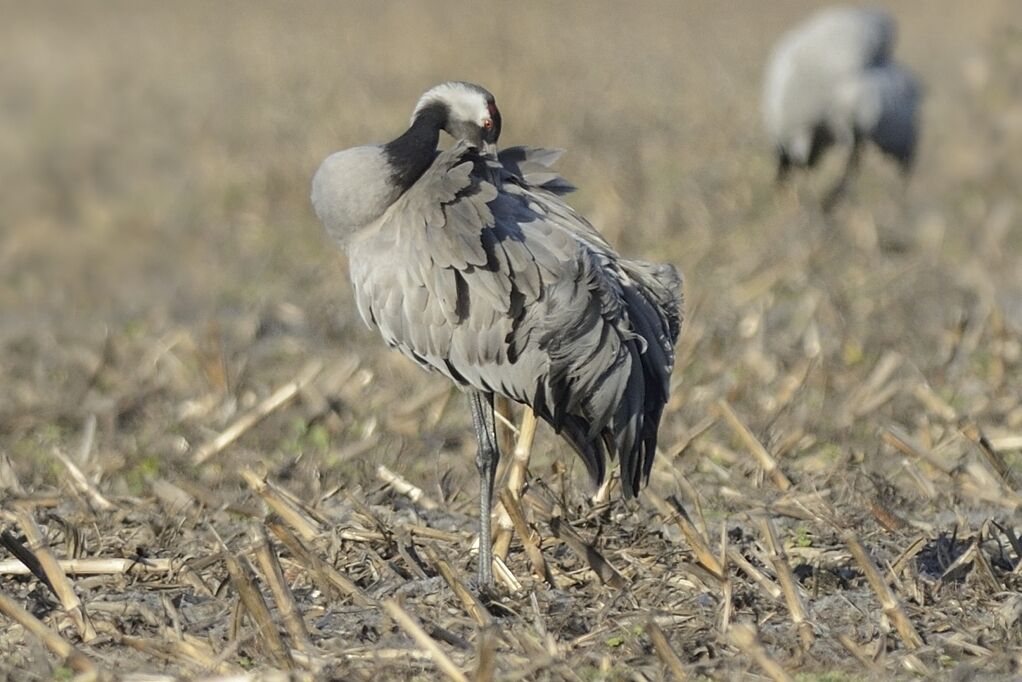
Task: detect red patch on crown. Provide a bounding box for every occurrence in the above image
[487,101,498,117]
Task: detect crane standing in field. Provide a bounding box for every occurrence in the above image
[311,82,682,586]
[762,6,921,210]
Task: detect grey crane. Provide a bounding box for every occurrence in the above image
[762,6,921,209]
[311,82,683,586]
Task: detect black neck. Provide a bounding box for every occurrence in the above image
[383,103,446,192]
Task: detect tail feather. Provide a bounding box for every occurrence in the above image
[559,415,607,487]
[604,266,683,497]
[508,153,683,499]
[613,343,647,497]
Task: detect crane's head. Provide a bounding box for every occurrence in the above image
[412,82,502,156]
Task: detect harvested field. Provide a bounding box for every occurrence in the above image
[3,1,1022,679]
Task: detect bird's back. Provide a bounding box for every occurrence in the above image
[779,7,895,76]
[764,6,898,152]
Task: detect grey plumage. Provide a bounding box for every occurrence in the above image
[311,82,682,585]
[762,6,921,205]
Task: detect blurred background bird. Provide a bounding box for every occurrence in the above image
[762,6,922,210]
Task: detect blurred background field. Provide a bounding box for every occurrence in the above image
[2,1,1022,679]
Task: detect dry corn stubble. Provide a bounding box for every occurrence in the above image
[2,1,1022,679]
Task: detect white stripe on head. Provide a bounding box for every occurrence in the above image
[412,81,492,126]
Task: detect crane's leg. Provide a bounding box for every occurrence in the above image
[775,149,792,185]
[823,135,863,213]
[468,390,499,587]
[494,396,515,463]
[897,155,915,197]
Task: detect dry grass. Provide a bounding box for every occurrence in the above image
[2,1,1022,679]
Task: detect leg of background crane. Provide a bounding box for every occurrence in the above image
[823,136,862,213]
[775,149,792,185]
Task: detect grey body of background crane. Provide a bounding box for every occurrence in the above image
[311,82,683,586]
[762,6,921,209]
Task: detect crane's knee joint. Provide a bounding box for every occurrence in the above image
[476,442,500,477]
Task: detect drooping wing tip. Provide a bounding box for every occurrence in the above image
[497,146,576,195]
[497,145,566,167]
